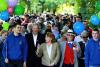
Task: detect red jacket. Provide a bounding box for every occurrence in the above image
[64,43,74,64]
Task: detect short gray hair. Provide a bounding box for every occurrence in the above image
[32,23,40,29]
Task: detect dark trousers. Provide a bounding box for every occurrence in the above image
[62,64,74,67]
[78,59,85,67]
[0,59,5,67]
[27,59,42,67]
[5,60,23,67]
[0,61,5,67]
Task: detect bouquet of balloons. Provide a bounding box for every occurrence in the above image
[0,0,25,21]
[73,1,100,35]
[89,1,100,26]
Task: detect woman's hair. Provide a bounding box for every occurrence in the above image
[46,32,56,43]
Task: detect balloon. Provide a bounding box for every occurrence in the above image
[97,12,100,20]
[0,0,8,12]
[2,22,10,31]
[0,11,10,21]
[73,22,85,35]
[7,7,13,14]
[8,0,18,7]
[95,1,100,11]
[90,15,100,26]
[14,5,25,15]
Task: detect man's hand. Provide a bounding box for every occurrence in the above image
[36,44,40,54]
[50,62,55,66]
[23,61,26,67]
[5,58,9,63]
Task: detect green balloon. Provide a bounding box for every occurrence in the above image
[14,5,25,15]
[2,22,10,31]
[0,0,8,12]
[95,1,100,11]
[97,12,100,19]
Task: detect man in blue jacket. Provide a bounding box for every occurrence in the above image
[2,23,28,67]
[85,29,100,67]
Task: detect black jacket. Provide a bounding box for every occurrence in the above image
[25,33,45,67]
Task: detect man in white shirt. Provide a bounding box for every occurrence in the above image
[25,23,45,67]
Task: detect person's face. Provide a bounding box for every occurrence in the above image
[21,26,25,33]
[45,35,52,43]
[14,25,22,34]
[67,22,71,26]
[82,36,88,42]
[92,31,99,39]
[32,25,39,34]
[67,34,74,41]
[2,32,8,39]
[62,36,67,41]
[83,21,88,27]
[24,16,29,21]
[76,17,81,22]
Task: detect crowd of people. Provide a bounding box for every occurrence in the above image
[0,13,100,67]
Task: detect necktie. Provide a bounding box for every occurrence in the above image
[68,43,73,49]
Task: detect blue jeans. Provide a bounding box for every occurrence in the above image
[5,60,23,67]
[89,65,100,67]
[0,60,5,67]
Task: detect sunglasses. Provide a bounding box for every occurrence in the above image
[67,33,74,36]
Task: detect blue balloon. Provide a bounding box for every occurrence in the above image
[73,22,85,35]
[0,11,10,21]
[90,15,100,25]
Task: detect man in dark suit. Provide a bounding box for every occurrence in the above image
[25,23,45,67]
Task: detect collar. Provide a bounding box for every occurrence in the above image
[33,34,38,36]
[68,41,73,44]
[47,44,52,47]
[12,32,21,37]
[92,38,100,42]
